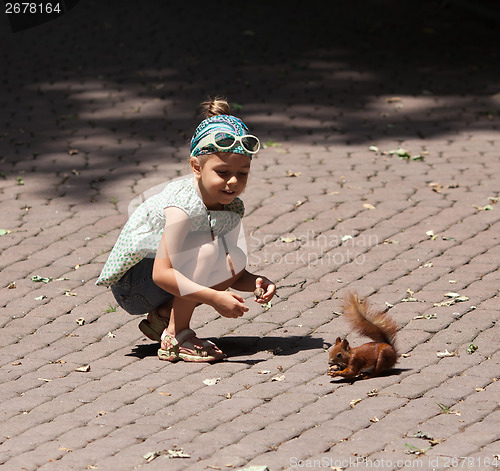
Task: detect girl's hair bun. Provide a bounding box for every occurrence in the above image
[200,97,231,118]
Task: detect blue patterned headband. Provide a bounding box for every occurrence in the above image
[190,115,256,159]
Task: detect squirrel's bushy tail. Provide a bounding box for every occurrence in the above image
[342,292,398,349]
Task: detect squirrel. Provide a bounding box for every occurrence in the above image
[328,292,398,380]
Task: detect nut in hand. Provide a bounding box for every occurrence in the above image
[254,287,265,299]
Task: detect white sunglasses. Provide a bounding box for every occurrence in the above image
[192,131,260,156]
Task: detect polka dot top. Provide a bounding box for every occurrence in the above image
[96,175,245,287]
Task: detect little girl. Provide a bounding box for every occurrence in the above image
[96,98,276,362]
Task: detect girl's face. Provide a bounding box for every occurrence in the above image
[191,152,251,209]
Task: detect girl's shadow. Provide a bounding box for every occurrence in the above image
[128,335,325,364]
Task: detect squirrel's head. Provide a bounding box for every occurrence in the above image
[328,337,351,371]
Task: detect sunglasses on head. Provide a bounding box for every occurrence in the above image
[194,131,260,155]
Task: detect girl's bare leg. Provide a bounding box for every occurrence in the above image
[156,297,172,320]
[165,269,244,336]
[165,296,198,336]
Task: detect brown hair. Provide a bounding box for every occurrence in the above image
[200,97,231,118]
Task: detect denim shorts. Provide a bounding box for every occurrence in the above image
[110,256,173,315]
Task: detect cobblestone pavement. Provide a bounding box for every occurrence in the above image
[1,1,499,470]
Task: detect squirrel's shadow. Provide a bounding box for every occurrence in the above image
[328,367,410,384]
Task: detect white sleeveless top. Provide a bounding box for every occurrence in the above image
[96,175,244,287]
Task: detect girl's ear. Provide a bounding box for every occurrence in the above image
[190,157,202,178]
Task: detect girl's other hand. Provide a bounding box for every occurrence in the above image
[254,277,276,303]
[213,291,249,318]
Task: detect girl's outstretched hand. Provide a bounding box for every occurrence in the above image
[254,277,276,304]
[212,291,249,318]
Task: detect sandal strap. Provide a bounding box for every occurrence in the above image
[161,328,196,347]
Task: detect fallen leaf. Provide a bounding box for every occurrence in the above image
[428,182,443,193]
[388,147,410,158]
[402,289,418,302]
[405,443,430,455]
[433,300,455,307]
[412,431,434,440]
[434,294,469,307]
[466,343,478,354]
[426,230,437,240]
[167,448,190,459]
[350,398,361,408]
[261,300,272,311]
[144,448,190,462]
[32,275,52,283]
[436,402,460,416]
[413,313,437,320]
[473,204,493,211]
[143,452,157,463]
[437,349,459,358]
[203,378,221,386]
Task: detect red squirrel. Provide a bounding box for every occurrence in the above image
[328,292,398,380]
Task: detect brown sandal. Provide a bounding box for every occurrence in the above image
[157,329,226,363]
[139,309,170,342]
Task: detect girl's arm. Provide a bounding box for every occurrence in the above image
[152,207,249,318]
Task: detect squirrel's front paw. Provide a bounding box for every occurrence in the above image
[327,365,340,377]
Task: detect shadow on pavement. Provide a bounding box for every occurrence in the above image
[127,334,325,360]
[1,1,499,201]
